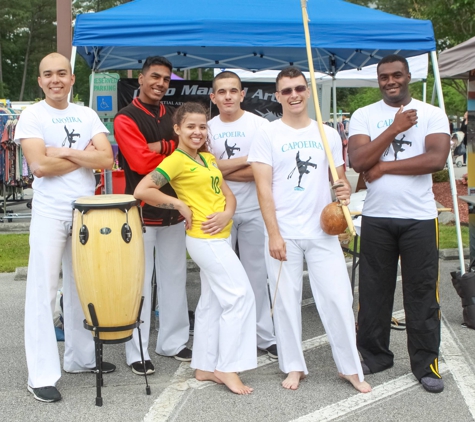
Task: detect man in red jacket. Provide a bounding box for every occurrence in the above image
[114,56,191,376]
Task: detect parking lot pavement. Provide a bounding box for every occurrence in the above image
[2,257,475,422]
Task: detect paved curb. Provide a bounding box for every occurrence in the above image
[0,222,30,233]
[13,259,353,281]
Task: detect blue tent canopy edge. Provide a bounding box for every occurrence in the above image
[73,0,436,74]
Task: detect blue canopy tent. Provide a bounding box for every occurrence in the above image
[73,0,436,73]
[72,0,464,270]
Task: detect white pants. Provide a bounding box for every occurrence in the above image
[265,235,364,381]
[25,213,96,388]
[187,236,257,373]
[125,224,189,364]
[231,210,275,349]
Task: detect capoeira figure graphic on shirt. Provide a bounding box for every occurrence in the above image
[62,125,80,148]
[219,139,241,159]
[383,134,412,161]
[287,151,317,190]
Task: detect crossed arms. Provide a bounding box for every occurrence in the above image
[20,132,113,178]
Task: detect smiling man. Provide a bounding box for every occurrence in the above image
[208,71,277,359]
[249,66,371,393]
[15,52,114,402]
[114,56,191,376]
[348,54,450,393]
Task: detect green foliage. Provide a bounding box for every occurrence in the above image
[347,0,475,50]
[432,169,450,183]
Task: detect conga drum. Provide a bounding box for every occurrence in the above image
[72,194,144,342]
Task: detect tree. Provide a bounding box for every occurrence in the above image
[347,0,475,50]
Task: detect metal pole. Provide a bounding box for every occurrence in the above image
[70,46,77,103]
[89,70,95,108]
[332,78,337,129]
[431,81,437,105]
[430,51,465,274]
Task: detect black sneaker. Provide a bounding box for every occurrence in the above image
[131,360,155,375]
[391,317,406,331]
[421,376,444,393]
[259,344,278,359]
[65,361,116,374]
[28,385,62,403]
[188,310,195,336]
[266,344,278,359]
[174,347,192,362]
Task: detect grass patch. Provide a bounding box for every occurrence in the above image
[0,225,470,273]
[344,224,469,254]
[0,234,30,273]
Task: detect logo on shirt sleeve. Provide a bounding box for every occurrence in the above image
[219,139,241,159]
[287,151,317,191]
[383,135,412,160]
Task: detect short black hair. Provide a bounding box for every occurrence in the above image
[212,71,242,91]
[377,54,409,73]
[142,56,173,74]
[275,66,307,91]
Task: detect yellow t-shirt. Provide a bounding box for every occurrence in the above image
[156,150,232,239]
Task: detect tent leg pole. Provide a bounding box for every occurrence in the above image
[431,81,437,105]
[70,46,77,74]
[332,78,337,129]
[431,51,465,274]
[89,70,95,108]
[69,46,77,103]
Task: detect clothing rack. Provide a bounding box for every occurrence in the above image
[0,108,33,222]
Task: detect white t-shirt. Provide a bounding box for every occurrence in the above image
[15,101,109,221]
[248,119,344,239]
[208,111,268,213]
[349,99,450,219]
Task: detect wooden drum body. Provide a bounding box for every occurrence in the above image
[72,194,144,342]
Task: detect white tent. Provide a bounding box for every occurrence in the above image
[217,54,429,121]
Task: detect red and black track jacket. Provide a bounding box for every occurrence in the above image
[114,98,184,226]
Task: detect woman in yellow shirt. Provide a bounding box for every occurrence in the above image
[135,102,257,395]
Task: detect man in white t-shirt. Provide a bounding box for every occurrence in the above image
[208,71,277,359]
[15,53,114,403]
[348,54,450,394]
[249,66,371,393]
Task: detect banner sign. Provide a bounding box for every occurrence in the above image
[117,79,282,122]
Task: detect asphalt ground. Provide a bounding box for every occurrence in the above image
[1,166,473,421]
[2,259,475,422]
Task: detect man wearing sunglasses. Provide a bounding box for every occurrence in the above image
[249,66,371,393]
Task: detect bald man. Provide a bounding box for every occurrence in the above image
[15,53,114,402]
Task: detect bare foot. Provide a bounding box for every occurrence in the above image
[214,370,253,395]
[282,371,305,390]
[339,373,372,393]
[195,369,224,384]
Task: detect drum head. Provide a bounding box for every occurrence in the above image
[73,194,138,212]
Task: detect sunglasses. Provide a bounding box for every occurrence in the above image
[278,85,307,96]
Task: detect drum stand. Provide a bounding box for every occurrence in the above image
[84,296,151,406]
